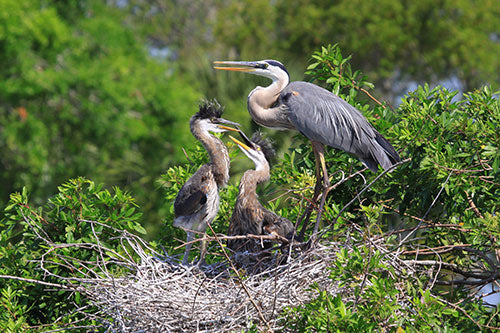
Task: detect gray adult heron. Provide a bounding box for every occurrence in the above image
[227,131,295,254]
[173,100,239,265]
[214,59,400,237]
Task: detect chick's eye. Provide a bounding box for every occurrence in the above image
[256,147,261,151]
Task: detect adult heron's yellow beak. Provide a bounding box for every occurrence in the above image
[229,135,252,151]
[213,61,257,72]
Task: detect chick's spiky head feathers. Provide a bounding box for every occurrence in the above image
[194,99,224,120]
[251,132,275,165]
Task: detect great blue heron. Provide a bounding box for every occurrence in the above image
[214,59,400,237]
[173,100,239,265]
[227,131,295,254]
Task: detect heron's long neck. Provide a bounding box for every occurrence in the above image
[192,127,230,187]
[237,167,270,207]
[247,78,294,129]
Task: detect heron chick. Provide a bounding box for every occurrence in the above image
[228,131,295,254]
[214,59,400,238]
[173,100,239,265]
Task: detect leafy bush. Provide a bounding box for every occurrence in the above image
[0,177,145,329]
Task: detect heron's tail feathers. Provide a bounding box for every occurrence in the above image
[362,133,400,172]
[375,132,400,165]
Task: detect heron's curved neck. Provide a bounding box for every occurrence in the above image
[247,76,293,129]
[237,166,270,205]
[191,126,230,187]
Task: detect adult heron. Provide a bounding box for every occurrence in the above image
[173,100,239,265]
[214,59,400,237]
[227,131,295,254]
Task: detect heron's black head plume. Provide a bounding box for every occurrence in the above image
[264,60,289,78]
[251,132,275,165]
[195,99,224,120]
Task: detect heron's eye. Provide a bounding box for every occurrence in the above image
[256,146,261,151]
[257,63,268,69]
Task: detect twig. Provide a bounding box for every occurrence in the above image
[0,275,79,290]
[173,233,293,250]
[435,296,500,331]
[322,158,410,239]
[465,191,484,218]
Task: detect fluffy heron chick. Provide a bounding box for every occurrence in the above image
[228,131,295,253]
[173,100,239,265]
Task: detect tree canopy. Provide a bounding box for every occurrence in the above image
[0,0,201,233]
[123,0,500,96]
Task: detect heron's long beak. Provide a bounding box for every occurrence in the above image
[213,61,258,72]
[237,129,253,147]
[217,125,239,132]
[216,118,240,132]
[229,135,252,152]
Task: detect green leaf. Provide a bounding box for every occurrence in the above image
[133,223,147,234]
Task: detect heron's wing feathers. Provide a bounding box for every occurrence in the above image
[262,210,295,240]
[174,165,210,217]
[283,81,400,171]
[283,82,374,151]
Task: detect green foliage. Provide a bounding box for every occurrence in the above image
[285,244,468,332]
[0,286,29,333]
[0,0,201,236]
[275,0,500,88]
[124,0,500,98]
[0,177,146,328]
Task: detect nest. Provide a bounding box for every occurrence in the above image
[83,234,342,332]
[16,217,479,331]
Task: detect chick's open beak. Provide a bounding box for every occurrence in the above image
[216,118,240,132]
[229,135,252,152]
[217,125,239,132]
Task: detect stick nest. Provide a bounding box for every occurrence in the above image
[23,219,464,331]
[84,234,342,331]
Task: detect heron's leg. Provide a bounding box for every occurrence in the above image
[182,231,194,265]
[312,143,331,238]
[297,141,326,240]
[197,234,207,267]
[312,144,324,201]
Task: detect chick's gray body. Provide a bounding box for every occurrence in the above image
[173,164,221,233]
[173,100,234,264]
[228,133,294,253]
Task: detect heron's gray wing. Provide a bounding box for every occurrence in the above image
[283,81,400,171]
[174,165,210,217]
